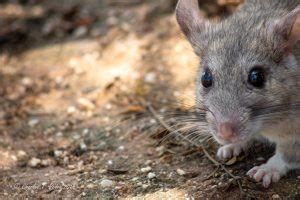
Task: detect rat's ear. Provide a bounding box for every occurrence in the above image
[270,6,300,50]
[176,0,209,51]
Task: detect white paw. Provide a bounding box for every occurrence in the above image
[247,165,281,188]
[217,142,246,160]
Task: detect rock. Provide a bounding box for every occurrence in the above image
[142,184,149,189]
[77,98,95,110]
[145,160,152,165]
[100,179,115,188]
[73,26,88,38]
[21,77,33,86]
[131,177,139,182]
[272,194,280,199]
[117,146,125,151]
[28,157,41,168]
[11,155,17,161]
[82,129,89,135]
[105,103,112,110]
[144,72,156,83]
[42,182,47,187]
[17,150,27,159]
[54,150,64,158]
[56,132,63,137]
[107,160,113,165]
[87,184,95,189]
[141,166,152,173]
[67,106,77,115]
[28,118,39,127]
[147,172,156,179]
[176,168,186,176]
[80,142,87,151]
[41,159,50,167]
[68,165,76,170]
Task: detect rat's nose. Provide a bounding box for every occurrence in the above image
[218,122,235,140]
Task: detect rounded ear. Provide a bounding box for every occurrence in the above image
[270,6,300,50]
[175,0,210,51]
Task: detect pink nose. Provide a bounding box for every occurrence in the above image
[219,122,235,140]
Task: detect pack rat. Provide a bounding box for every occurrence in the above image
[176,0,300,187]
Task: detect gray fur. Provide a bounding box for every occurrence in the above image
[176,0,300,185]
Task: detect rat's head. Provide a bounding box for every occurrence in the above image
[176,0,300,145]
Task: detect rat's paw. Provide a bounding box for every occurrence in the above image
[247,153,289,188]
[217,142,247,160]
[247,165,281,188]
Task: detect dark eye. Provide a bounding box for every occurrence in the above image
[248,67,265,88]
[201,68,213,88]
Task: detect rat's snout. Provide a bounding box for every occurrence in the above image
[218,122,237,140]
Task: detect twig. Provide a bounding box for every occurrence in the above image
[141,99,244,194]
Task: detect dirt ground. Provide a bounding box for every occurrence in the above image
[0,0,299,199]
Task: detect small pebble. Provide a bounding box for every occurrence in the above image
[142,184,149,189]
[82,129,89,135]
[73,26,88,38]
[100,179,114,188]
[131,177,139,181]
[141,166,152,173]
[54,150,63,158]
[80,142,87,151]
[150,119,156,124]
[56,132,63,137]
[68,165,76,170]
[28,157,41,168]
[98,169,107,174]
[144,72,156,83]
[21,77,33,86]
[11,155,17,161]
[147,172,156,179]
[67,106,77,114]
[176,168,186,176]
[41,159,49,167]
[87,184,95,189]
[117,146,125,151]
[107,160,113,165]
[28,119,39,127]
[272,194,280,199]
[77,98,95,110]
[145,160,152,165]
[105,104,112,110]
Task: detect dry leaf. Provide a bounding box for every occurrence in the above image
[225,156,237,166]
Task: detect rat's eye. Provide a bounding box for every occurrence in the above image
[201,68,213,88]
[248,67,265,88]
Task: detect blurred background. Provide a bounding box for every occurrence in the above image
[3,0,298,199]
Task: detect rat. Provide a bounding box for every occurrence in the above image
[176,0,300,188]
